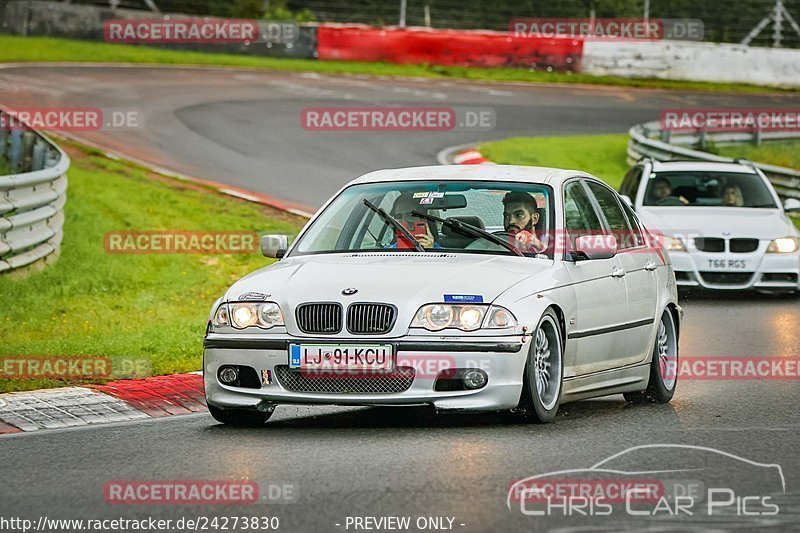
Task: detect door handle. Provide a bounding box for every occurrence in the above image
[644,260,658,271]
[611,266,626,278]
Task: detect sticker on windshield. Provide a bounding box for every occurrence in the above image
[444,294,484,303]
[413,192,430,198]
[429,192,445,198]
[420,197,434,205]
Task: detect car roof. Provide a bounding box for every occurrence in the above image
[349,164,597,187]
[648,160,759,174]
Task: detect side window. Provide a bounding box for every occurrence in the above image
[563,181,603,249]
[620,165,643,200]
[619,199,646,248]
[586,182,635,250]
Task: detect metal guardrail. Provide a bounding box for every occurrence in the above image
[0,108,69,273]
[628,121,800,201]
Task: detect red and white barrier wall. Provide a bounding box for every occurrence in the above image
[581,40,800,88]
[315,24,800,88]
[317,24,583,72]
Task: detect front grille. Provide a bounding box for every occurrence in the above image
[274,365,415,394]
[694,237,725,253]
[347,303,396,334]
[295,303,342,334]
[699,272,754,285]
[730,238,759,253]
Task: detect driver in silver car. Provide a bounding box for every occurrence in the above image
[502,191,546,253]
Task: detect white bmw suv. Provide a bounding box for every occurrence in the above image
[619,159,800,293]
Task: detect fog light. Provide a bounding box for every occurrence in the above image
[218,366,239,385]
[463,369,487,389]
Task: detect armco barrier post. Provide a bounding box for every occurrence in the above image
[0,126,7,161]
[9,129,22,173]
[32,139,45,171]
[22,130,34,172]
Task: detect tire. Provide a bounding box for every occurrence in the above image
[517,309,563,423]
[624,308,678,404]
[207,404,273,426]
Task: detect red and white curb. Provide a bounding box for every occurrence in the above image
[452,149,493,165]
[436,142,494,166]
[0,373,205,434]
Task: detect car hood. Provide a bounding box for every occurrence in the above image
[226,253,551,307]
[637,207,797,240]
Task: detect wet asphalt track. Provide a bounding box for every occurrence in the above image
[1,65,800,532]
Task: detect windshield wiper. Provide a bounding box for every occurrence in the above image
[363,199,425,252]
[410,210,524,257]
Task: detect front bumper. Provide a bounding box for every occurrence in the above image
[670,250,800,291]
[203,335,528,412]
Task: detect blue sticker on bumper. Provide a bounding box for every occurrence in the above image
[444,294,484,303]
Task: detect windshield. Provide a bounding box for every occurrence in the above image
[642,171,777,208]
[292,180,554,258]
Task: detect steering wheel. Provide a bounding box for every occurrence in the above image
[656,196,686,206]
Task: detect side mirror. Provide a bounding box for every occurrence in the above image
[784,198,800,212]
[620,194,634,209]
[260,234,288,259]
[572,234,617,261]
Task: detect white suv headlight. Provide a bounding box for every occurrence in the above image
[221,302,285,329]
[767,237,799,254]
[411,304,517,331]
[667,236,686,252]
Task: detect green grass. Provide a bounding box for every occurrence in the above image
[0,143,303,393]
[480,134,630,189]
[713,140,800,170]
[0,34,795,94]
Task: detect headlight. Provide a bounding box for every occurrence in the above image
[767,237,799,254]
[484,306,518,329]
[411,304,517,331]
[228,302,284,329]
[212,304,229,327]
[412,304,487,331]
[668,237,686,252]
